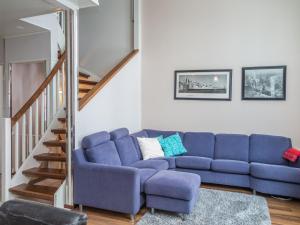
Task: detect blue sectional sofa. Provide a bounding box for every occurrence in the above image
[73,128,300,218]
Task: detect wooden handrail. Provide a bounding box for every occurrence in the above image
[79,49,139,110]
[12,51,66,125]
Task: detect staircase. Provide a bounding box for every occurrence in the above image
[78,72,98,101]
[9,117,67,204]
[8,52,67,206]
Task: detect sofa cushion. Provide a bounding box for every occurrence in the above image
[159,133,187,157]
[176,156,212,170]
[111,128,140,166]
[144,170,201,201]
[250,134,291,165]
[145,129,184,140]
[131,130,149,160]
[110,128,129,140]
[215,134,249,162]
[137,137,164,160]
[130,160,169,171]
[183,132,215,158]
[139,169,157,192]
[211,159,249,175]
[82,131,110,149]
[150,157,176,169]
[85,141,121,166]
[251,162,300,184]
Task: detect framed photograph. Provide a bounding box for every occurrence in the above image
[242,66,286,100]
[174,70,232,100]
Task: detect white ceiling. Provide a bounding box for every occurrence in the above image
[0,0,60,38]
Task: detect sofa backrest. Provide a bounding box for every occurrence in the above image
[145,129,184,139]
[130,130,149,160]
[183,132,215,158]
[81,131,121,166]
[111,128,140,166]
[250,134,291,165]
[215,134,249,162]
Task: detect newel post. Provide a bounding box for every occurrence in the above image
[1,118,11,202]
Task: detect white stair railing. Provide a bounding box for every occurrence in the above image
[11,52,66,176]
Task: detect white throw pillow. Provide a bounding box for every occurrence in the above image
[137,137,164,160]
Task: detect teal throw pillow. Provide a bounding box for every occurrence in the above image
[158,133,187,157]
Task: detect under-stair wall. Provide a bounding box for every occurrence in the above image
[75,52,141,148]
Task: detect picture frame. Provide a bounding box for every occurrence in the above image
[174,70,232,100]
[242,66,286,100]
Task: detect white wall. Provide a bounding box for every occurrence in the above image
[5,32,51,70]
[75,53,141,148]
[2,32,51,117]
[79,0,133,77]
[22,13,65,68]
[141,0,300,146]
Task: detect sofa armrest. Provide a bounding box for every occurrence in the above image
[0,211,8,225]
[73,162,141,215]
[0,200,87,225]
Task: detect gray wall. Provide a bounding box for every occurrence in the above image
[0,39,4,117]
[141,0,300,146]
[0,38,4,65]
[79,0,134,77]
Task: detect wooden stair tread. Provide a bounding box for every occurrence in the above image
[43,140,66,147]
[10,184,57,201]
[58,118,66,123]
[79,88,92,93]
[79,79,97,85]
[23,168,66,180]
[34,153,66,162]
[79,72,90,79]
[51,128,67,134]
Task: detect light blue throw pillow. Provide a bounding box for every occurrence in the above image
[158,133,187,157]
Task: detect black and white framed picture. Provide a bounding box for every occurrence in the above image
[242,66,286,100]
[174,70,232,100]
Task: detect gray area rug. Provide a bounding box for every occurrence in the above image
[137,189,271,225]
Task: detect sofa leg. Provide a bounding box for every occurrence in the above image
[150,208,155,215]
[253,190,257,195]
[130,214,135,222]
[79,204,83,212]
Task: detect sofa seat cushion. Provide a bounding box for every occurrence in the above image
[144,170,201,201]
[130,160,169,171]
[211,159,249,175]
[176,156,212,170]
[139,169,157,192]
[150,157,176,169]
[251,162,300,184]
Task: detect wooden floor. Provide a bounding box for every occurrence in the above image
[83,184,300,225]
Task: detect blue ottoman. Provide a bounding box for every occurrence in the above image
[144,170,201,216]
